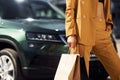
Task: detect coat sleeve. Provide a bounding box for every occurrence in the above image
[65,0,77,37]
[104,0,113,27]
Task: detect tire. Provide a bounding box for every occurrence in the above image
[0,48,22,80]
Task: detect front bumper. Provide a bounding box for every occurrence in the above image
[20,40,108,79]
[21,53,108,79]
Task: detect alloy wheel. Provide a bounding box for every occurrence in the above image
[0,55,15,80]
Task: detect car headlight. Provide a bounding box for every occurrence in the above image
[26,32,61,42]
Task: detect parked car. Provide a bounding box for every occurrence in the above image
[0,0,66,80]
[0,0,117,80]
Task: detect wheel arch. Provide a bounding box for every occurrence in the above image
[0,38,26,68]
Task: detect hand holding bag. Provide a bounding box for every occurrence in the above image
[54,54,80,80]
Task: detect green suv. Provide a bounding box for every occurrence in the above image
[0,0,67,80]
[0,0,117,80]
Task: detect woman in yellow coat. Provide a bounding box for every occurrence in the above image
[65,0,120,80]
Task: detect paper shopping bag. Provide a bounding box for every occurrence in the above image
[54,54,80,80]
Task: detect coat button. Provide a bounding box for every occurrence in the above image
[99,18,102,21]
[81,1,85,4]
[83,15,86,18]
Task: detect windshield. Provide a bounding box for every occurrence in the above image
[30,1,65,19]
[0,0,65,19]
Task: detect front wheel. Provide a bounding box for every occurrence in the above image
[0,48,21,80]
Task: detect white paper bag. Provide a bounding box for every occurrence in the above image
[54,54,80,80]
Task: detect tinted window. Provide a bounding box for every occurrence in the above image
[30,1,65,19]
[0,0,34,19]
[0,6,4,18]
[0,0,65,19]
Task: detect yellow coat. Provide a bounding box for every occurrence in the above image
[65,0,113,45]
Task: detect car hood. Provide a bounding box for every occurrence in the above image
[14,18,65,33]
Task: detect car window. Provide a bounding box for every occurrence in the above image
[0,0,65,19]
[0,6,4,18]
[17,3,34,18]
[0,2,19,19]
[0,0,34,19]
[30,1,65,19]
